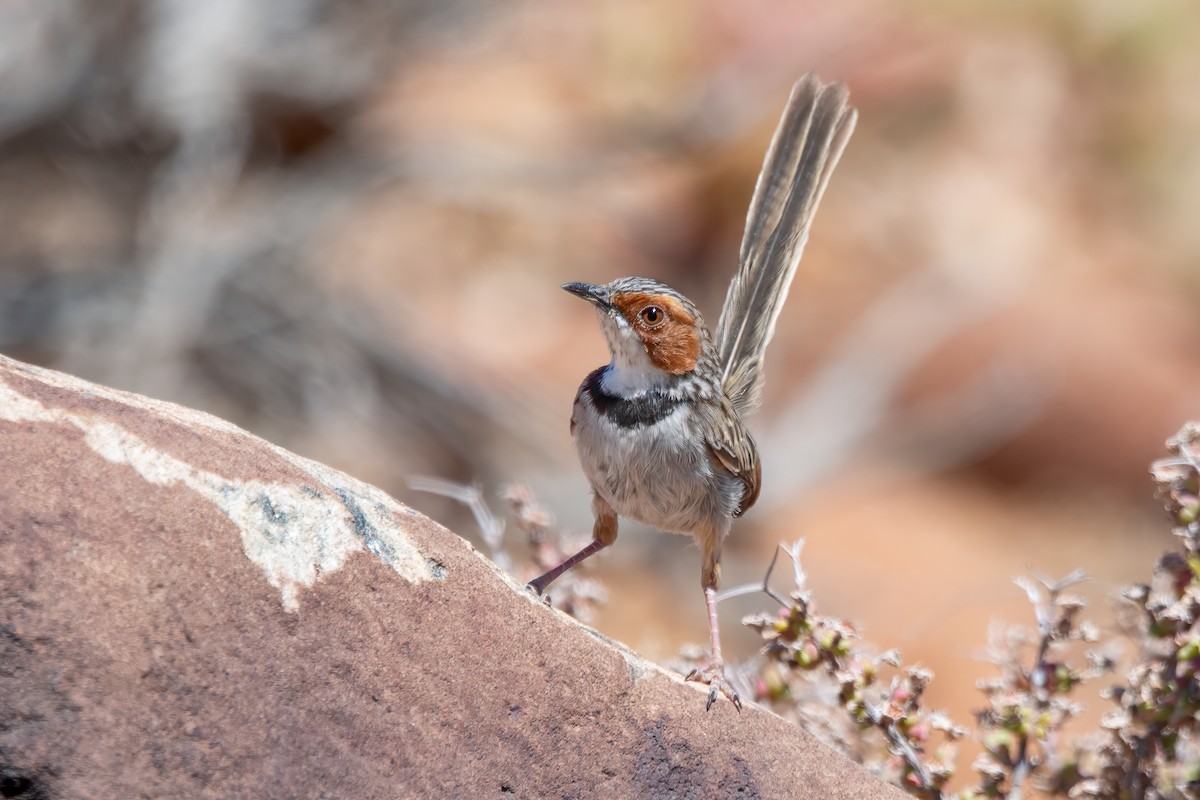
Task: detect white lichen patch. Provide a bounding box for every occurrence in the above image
[0,376,435,611]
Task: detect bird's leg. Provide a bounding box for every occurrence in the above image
[527,493,617,596]
[686,529,742,711]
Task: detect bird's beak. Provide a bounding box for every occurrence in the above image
[561,281,613,312]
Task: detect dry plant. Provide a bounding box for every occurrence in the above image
[721,424,1200,800]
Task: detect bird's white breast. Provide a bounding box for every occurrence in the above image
[571,380,742,536]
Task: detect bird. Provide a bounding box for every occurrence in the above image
[527,73,857,710]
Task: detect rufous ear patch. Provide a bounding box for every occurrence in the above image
[610,292,701,374]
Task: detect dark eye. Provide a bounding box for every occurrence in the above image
[639,306,665,326]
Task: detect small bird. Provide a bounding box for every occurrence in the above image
[528,74,856,710]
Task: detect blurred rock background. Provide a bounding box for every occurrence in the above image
[3,0,1199,770]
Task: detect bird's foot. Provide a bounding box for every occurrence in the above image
[686,661,742,712]
[524,581,553,606]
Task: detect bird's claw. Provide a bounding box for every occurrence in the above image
[524,582,553,606]
[686,664,742,712]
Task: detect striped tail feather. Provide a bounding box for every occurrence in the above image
[715,74,856,415]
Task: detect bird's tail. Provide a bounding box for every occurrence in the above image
[714,74,856,415]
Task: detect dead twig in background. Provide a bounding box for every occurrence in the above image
[409,476,508,571]
[408,478,607,621]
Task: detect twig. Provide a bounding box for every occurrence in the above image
[716,542,794,607]
[1006,570,1087,800]
[1178,441,1200,472]
[862,702,941,800]
[408,476,510,571]
[780,539,808,590]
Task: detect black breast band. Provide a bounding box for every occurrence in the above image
[582,367,689,428]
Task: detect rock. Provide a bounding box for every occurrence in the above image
[0,354,902,799]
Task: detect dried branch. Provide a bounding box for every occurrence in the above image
[408,476,509,570]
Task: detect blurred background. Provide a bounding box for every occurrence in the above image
[4,0,1199,759]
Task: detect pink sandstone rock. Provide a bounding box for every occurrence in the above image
[0,354,904,799]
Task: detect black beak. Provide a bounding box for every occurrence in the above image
[561,281,612,311]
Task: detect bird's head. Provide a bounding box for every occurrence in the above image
[562,277,705,385]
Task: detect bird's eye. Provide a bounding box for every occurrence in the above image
[639,306,665,326]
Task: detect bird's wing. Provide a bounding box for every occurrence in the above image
[702,397,761,517]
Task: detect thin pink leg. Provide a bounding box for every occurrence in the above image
[705,587,725,663]
[686,586,742,711]
[527,539,607,596]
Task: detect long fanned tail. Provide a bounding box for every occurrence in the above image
[715,74,856,415]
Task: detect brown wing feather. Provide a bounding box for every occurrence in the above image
[703,398,761,517]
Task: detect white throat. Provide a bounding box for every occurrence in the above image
[597,311,673,397]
